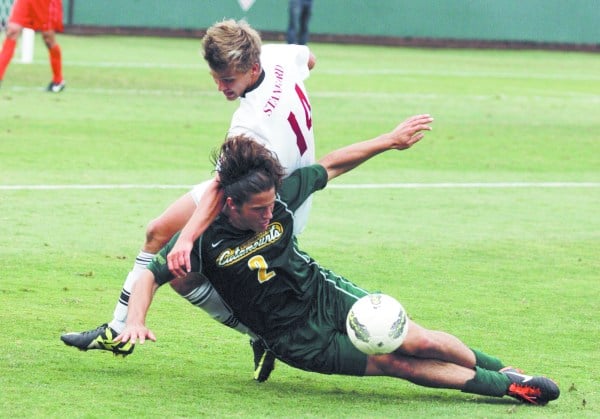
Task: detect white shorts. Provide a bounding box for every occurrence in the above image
[189,179,213,205]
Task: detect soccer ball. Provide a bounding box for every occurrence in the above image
[346,293,409,355]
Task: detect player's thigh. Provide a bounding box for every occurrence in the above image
[9,0,48,30]
[8,0,30,24]
[271,320,367,376]
[271,270,370,375]
[147,192,197,241]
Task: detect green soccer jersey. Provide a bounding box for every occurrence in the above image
[150,164,328,339]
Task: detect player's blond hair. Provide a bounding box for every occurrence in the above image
[202,19,262,73]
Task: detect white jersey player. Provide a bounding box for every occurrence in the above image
[227,43,315,233]
[61,20,316,382]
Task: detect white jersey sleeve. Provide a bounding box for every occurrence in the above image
[228,44,316,234]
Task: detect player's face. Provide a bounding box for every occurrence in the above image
[210,63,259,101]
[228,188,276,233]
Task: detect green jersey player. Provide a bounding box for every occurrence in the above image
[117,116,559,406]
[61,19,317,381]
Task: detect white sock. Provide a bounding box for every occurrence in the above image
[108,250,155,333]
[183,281,254,338]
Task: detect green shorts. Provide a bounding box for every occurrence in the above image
[267,267,370,376]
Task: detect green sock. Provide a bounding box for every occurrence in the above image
[471,348,505,371]
[462,367,511,397]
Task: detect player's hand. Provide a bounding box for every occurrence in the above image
[167,238,194,278]
[115,324,156,345]
[388,114,433,150]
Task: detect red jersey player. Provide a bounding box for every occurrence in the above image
[0,0,65,91]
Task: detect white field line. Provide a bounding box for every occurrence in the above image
[1,182,599,191]
[5,82,598,103]
[16,60,600,82]
[4,86,598,104]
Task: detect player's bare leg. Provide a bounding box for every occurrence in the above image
[60,192,196,355]
[365,322,559,404]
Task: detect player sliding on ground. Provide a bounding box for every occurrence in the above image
[116,117,559,406]
[61,19,317,382]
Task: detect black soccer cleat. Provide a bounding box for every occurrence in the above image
[60,323,134,357]
[501,367,560,405]
[47,80,66,93]
[251,338,276,382]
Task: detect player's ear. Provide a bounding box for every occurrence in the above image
[251,62,260,76]
[225,196,237,212]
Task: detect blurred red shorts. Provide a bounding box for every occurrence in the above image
[9,0,63,32]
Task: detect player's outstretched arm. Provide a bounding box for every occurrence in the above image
[319,114,433,181]
[115,270,160,345]
[167,177,224,277]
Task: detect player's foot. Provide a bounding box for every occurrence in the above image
[60,323,134,357]
[47,80,65,93]
[251,339,275,382]
[501,367,560,405]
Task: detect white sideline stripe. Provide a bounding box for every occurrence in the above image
[1,182,599,191]
[329,182,600,189]
[5,85,598,104]
[17,60,600,81]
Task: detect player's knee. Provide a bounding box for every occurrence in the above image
[5,24,21,39]
[169,273,205,295]
[370,354,415,379]
[41,32,56,48]
[400,332,439,358]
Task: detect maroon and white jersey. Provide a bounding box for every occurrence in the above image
[228,44,315,234]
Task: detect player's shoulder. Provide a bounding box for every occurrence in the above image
[262,43,309,55]
[261,44,310,67]
[282,165,327,192]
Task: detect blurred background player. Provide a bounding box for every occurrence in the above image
[61,19,316,382]
[287,0,313,45]
[0,0,65,91]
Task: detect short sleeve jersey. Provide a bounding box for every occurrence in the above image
[150,165,328,339]
[228,44,316,234]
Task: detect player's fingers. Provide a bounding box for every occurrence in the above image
[184,253,191,274]
[410,116,434,131]
[411,133,425,144]
[116,331,134,344]
[171,263,186,278]
[167,254,176,272]
[168,252,186,277]
[415,114,433,122]
[405,114,431,126]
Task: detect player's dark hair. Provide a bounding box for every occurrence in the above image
[213,135,285,206]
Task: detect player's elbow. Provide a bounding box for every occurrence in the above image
[308,52,316,70]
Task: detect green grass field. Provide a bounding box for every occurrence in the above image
[1,34,599,418]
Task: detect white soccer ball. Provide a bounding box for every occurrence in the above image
[346,294,409,355]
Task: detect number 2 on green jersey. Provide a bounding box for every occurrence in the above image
[248,255,276,283]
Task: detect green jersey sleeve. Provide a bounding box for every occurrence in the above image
[278,164,327,213]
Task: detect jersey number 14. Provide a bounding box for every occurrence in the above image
[287,84,312,156]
